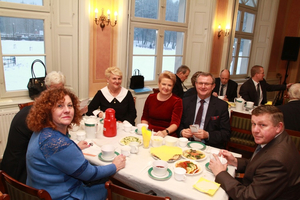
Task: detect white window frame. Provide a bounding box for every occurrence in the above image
[0,1,52,99]
[229,0,258,78]
[128,0,189,86]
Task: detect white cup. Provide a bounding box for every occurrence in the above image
[123,123,132,133]
[218,96,225,100]
[71,123,80,132]
[137,123,149,134]
[165,137,177,146]
[174,167,186,181]
[85,118,98,139]
[129,142,139,154]
[76,130,86,141]
[246,101,254,109]
[151,136,163,147]
[121,146,131,157]
[101,144,115,160]
[152,160,168,177]
[178,137,188,147]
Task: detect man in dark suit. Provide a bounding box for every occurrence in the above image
[212,69,238,102]
[277,83,300,131]
[239,65,291,106]
[172,65,190,98]
[209,105,300,200]
[177,72,231,149]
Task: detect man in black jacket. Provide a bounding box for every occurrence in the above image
[172,65,190,98]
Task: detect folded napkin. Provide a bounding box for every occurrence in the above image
[193,177,220,196]
[265,101,272,105]
[150,146,182,161]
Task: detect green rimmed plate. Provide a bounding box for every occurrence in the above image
[187,141,206,150]
[148,167,172,181]
[205,162,228,172]
[98,151,119,162]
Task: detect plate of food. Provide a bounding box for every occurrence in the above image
[174,160,203,175]
[119,136,142,146]
[151,153,181,163]
[150,146,182,163]
[182,149,206,161]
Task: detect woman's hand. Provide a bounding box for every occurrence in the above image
[77,141,90,150]
[155,131,166,137]
[219,150,238,167]
[112,155,126,172]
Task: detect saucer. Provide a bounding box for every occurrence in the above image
[187,141,206,150]
[205,162,228,172]
[98,152,119,162]
[148,167,172,181]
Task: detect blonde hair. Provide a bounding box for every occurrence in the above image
[105,67,122,78]
[158,71,176,85]
[45,71,65,87]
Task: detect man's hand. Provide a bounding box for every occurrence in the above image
[181,128,193,138]
[193,129,208,140]
[209,154,228,176]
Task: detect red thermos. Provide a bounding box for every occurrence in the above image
[103,108,117,137]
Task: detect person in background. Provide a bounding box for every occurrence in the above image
[178,72,230,149]
[142,71,183,137]
[212,69,237,102]
[26,88,126,200]
[0,71,88,184]
[87,67,136,125]
[45,71,65,89]
[239,65,292,106]
[183,71,202,98]
[277,83,300,131]
[172,65,190,98]
[210,105,300,200]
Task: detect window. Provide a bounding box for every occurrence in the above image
[129,0,188,85]
[229,0,258,77]
[0,0,51,98]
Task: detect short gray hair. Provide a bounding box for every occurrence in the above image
[45,71,65,87]
[288,83,300,100]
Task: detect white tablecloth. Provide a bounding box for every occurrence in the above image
[70,127,241,200]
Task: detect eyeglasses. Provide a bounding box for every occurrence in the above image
[196,82,213,86]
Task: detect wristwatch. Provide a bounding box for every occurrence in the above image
[165,129,169,135]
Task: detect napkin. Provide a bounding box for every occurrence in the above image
[265,101,272,105]
[150,146,182,161]
[193,177,220,196]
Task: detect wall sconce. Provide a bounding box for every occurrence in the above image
[94,8,117,31]
[225,25,230,36]
[217,24,230,38]
[218,24,222,38]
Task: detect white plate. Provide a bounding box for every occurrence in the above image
[98,152,119,162]
[181,149,206,161]
[174,160,203,176]
[119,136,142,146]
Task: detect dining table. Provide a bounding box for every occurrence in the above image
[70,122,241,200]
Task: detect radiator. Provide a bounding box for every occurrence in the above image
[0,108,19,159]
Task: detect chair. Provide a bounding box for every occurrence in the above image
[0,192,10,200]
[152,88,160,93]
[226,111,256,153]
[0,170,52,200]
[18,102,34,110]
[105,181,171,200]
[285,129,300,153]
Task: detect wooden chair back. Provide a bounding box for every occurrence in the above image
[226,111,256,153]
[285,129,300,153]
[0,171,51,200]
[18,102,34,110]
[105,181,171,200]
[0,192,10,200]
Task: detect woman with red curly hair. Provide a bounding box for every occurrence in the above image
[26,88,126,200]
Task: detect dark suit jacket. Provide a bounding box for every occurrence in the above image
[277,100,300,131]
[0,106,33,184]
[177,95,231,149]
[212,78,238,102]
[216,131,300,200]
[239,78,286,106]
[172,75,184,98]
